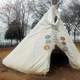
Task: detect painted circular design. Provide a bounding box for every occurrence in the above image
[62,42,66,45]
[44,44,50,50]
[45,35,51,39]
[60,37,65,41]
[63,46,68,52]
[45,40,51,44]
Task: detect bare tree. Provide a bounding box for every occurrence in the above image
[29,0,49,29]
[61,1,80,42]
[0,2,14,26]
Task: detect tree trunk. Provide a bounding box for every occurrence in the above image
[11,39,13,47]
[68,29,71,35]
[74,28,76,42]
[16,40,19,45]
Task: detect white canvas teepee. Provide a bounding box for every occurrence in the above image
[2,5,80,75]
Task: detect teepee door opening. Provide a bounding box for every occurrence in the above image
[50,45,69,68]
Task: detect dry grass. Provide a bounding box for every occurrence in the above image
[0,48,13,59]
[75,43,80,51]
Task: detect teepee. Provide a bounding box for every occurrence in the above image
[2,5,80,75]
